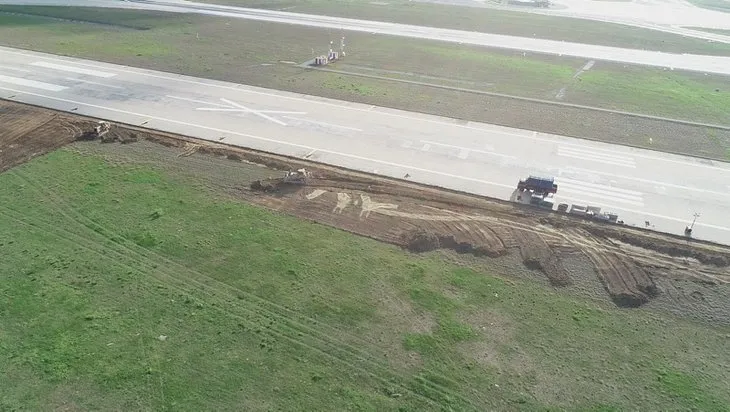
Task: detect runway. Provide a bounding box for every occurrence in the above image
[1,45,730,244]
[3,0,730,76]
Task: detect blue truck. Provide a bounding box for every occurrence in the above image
[517,176,558,195]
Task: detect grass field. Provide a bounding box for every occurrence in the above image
[689,27,730,36]
[1,146,730,410]
[0,6,729,161]
[194,0,730,55]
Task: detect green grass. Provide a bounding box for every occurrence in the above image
[1,147,730,410]
[570,65,730,122]
[688,27,730,36]
[194,0,730,55]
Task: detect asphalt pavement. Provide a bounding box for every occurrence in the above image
[1,45,730,244]
[2,0,730,75]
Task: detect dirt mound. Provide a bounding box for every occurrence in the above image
[512,230,570,286]
[586,250,659,308]
[250,179,278,192]
[404,230,441,252]
[585,226,730,267]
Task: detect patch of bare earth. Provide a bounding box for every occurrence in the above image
[360,281,436,370]
[0,101,95,173]
[457,309,517,370]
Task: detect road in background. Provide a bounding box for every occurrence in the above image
[2,0,730,75]
[417,0,730,39]
[1,46,729,244]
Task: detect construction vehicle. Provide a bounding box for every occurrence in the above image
[518,176,558,195]
[95,121,111,138]
[518,175,558,210]
[78,120,111,141]
[251,168,311,192]
[282,168,311,185]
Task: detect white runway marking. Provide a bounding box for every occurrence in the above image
[562,166,730,198]
[0,64,31,73]
[3,85,729,234]
[0,85,517,190]
[7,49,729,174]
[556,177,644,207]
[558,145,636,168]
[0,74,67,91]
[193,97,307,126]
[281,116,363,132]
[31,61,117,78]
[167,95,231,107]
[64,77,123,89]
[420,140,517,159]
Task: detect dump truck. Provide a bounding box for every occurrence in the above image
[517,176,558,195]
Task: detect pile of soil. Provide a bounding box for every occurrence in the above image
[586,250,659,307]
[404,230,440,253]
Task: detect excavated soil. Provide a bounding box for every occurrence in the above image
[0,101,92,173]
[3,99,730,315]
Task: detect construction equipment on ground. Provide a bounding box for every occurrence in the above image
[78,120,111,141]
[95,121,111,138]
[251,168,312,192]
[517,175,558,210]
[283,168,311,184]
[518,175,558,194]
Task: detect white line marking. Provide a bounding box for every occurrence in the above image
[421,140,516,159]
[220,97,286,126]
[558,183,644,202]
[5,86,730,235]
[0,85,515,191]
[557,177,643,196]
[0,64,31,73]
[8,49,730,174]
[558,150,636,168]
[281,116,363,132]
[64,77,123,89]
[196,108,306,114]
[304,149,317,158]
[561,166,730,198]
[0,74,67,91]
[559,188,644,207]
[558,185,644,204]
[167,95,231,108]
[558,145,635,161]
[31,61,116,78]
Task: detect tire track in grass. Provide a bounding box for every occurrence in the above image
[6,170,478,410]
[0,204,453,409]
